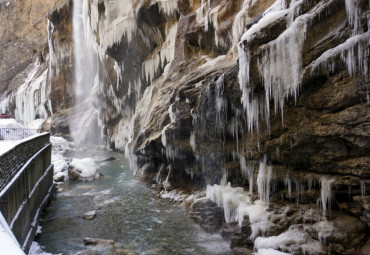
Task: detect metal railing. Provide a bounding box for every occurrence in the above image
[0,128,41,140]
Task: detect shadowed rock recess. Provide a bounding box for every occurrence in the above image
[0,0,369,254]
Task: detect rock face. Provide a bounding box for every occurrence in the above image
[0,0,65,95]
[0,0,66,126]
[0,0,369,253]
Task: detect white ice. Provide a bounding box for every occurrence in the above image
[69,158,100,181]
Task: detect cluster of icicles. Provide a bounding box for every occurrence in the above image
[237,0,369,132]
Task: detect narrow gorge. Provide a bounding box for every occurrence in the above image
[0,0,369,254]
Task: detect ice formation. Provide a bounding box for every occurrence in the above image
[238,0,308,129]
[69,158,100,181]
[206,181,273,239]
[158,0,179,17]
[206,183,251,223]
[240,155,254,193]
[320,176,336,216]
[0,64,49,126]
[345,0,362,35]
[238,0,369,131]
[361,181,366,198]
[310,31,370,82]
[231,0,253,56]
[142,22,177,84]
[257,160,273,203]
[90,0,136,51]
[256,249,289,255]
[254,225,322,254]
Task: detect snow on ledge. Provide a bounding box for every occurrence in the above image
[0,132,49,157]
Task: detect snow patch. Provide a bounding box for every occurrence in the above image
[69,158,100,181]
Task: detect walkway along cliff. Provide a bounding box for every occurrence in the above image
[0,133,53,253]
[0,0,369,254]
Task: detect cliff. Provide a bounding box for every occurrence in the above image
[0,0,369,254]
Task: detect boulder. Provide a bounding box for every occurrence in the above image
[189,198,224,232]
[68,158,101,181]
[83,210,97,220]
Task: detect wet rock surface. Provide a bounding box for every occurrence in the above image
[189,198,224,233]
[0,0,369,254]
[79,238,135,255]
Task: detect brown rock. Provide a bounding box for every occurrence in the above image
[83,238,115,246]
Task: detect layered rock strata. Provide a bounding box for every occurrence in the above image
[0,0,369,254]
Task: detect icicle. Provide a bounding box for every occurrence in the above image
[94,0,136,50]
[319,176,335,216]
[158,0,179,17]
[257,159,272,203]
[311,31,370,82]
[361,181,366,198]
[190,131,196,152]
[238,0,311,131]
[231,0,252,56]
[284,175,292,199]
[113,61,122,89]
[168,104,176,123]
[142,23,177,83]
[161,124,170,147]
[257,18,307,118]
[206,183,252,224]
[344,0,362,36]
[240,155,254,193]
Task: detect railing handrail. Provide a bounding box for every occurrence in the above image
[0,128,42,141]
[0,133,50,191]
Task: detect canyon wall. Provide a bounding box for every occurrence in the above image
[0,0,369,254]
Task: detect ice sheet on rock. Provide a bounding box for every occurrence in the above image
[90,0,136,51]
[53,171,68,182]
[50,136,71,151]
[53,159,68,174]
[160,189,187,202]
[111,118,132,151]
[70,158,100,181]
[0,63,49,126]
[142,22,177,84]
[238,0,339,131]
[310,31,370,82]
[255,225,309,252]
[206,182,272,240]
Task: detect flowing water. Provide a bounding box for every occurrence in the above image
[35,151,233,255]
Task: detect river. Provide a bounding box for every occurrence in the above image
[34,151,233,255]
